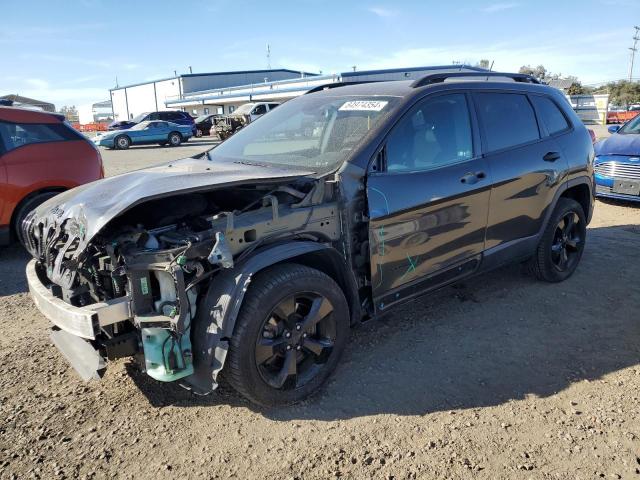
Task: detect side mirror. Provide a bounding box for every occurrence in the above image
[608,125,621,134]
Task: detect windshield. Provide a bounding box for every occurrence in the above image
[233,104,255,115]
[131,113,148,123]
[619,115,640,134]
[129,122,149,131]
[209,94,399,171]
[195,115,210,123]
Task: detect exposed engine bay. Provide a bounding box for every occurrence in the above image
[24,176,343,385]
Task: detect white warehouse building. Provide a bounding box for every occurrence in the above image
[109,69,316,121]
[164,65,488,116]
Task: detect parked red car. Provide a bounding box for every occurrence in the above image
[0,106,104,245]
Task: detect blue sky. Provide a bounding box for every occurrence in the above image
[2,0,640,108]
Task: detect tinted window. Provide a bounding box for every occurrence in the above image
[148,112,160,121]
[252,105,267,115]
[0,122,79,152]
[268,103,279,110]
[475,93,540,152]
[386,93,473,172]
[531,96,569,135]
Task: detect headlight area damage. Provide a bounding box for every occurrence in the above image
[22,158,344,394]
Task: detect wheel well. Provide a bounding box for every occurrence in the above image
[284,249,362,325]
[560,183,591,219]
[10,187,66,238]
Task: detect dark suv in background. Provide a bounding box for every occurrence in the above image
[108,110,196,135]
[23,71,594,407]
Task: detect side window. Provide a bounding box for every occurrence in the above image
[203,108,210,115]
[386,93,473,172]
[149,112,160,121]
[475,93,540,152]
[228,106,236,114]
[0,122,74,152]
[530,95,570,135]
[268,103,279,110]
[252,104,267,115]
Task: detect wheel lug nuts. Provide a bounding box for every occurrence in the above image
[302,333,307,338]
[296,346,301,350]
[286,345,292,350]
[296,324,301,331]
[285,332,291,338]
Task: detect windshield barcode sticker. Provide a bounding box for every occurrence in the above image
[339,100,388,112]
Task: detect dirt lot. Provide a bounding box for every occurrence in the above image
[2,135,640,480]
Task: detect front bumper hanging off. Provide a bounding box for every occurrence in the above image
[26,260,133,380]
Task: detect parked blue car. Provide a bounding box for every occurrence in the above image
[594,115,640,202]
[108,110,196,135]
[94,121,193,149]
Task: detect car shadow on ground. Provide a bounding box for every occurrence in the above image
[0,243,30,297]
[128,223,640,420]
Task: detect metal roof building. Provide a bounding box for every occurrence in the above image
[164,65,488,115]
[110,69,317,121]
[0,94,55,112]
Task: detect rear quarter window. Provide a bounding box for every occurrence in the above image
[475,93,540,152]
[530,95,570,135]
[0,121,82,153]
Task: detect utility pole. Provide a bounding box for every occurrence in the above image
[266,44,271,70]
[629,26,640,82]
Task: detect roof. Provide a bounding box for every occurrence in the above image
[0,94,56,112]
[340,64,488,78]
[0,106,65,123]
[547,78,576,90]
[112,68,318,91]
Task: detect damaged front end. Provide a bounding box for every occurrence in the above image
[23,157,341,389]
[211,114,250,141]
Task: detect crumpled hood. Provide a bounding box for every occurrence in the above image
[595,133,640,156]
[25,155,313,260]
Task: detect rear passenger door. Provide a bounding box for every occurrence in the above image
[367,92,491,309]
[473,92,567,250]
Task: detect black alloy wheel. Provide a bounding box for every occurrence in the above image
[255,292,337,390]
[550,211,582,272]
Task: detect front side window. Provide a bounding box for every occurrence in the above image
[268,104,279,110]
[0,122,77,152]
[386,93,473,172]
[210,94,399,171]
[475,93,540,152]
[531,96,570,135]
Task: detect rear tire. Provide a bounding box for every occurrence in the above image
[114,135,130,150]
[528,198,586,282]
[168,132,182,147]
[226,263,350,407]
[14,192,59,247]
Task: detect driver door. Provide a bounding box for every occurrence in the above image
[366,92,491,311]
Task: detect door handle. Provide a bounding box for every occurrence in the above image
[460,171,486,184]
[543,151,561,162]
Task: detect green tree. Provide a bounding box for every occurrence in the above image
[606,81,640,106]
[567,82,585,95]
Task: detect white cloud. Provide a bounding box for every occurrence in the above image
[367,6,398,17]
[482,2,520,13]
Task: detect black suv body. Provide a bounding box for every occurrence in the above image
[23,72,594,406]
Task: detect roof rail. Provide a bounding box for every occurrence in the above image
[305,81,379,95]
[411,72,541,88]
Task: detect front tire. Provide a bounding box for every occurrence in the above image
[226,264,350,407]
[114,135,130,150]
[529,198,586,282]
[168,132,182,147]
[14,192,59,247]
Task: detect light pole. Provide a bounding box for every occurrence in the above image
[629,26,640,82]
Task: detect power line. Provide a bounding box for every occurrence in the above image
[629,26,640,82]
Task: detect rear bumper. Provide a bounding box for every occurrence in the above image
[26,259,132,339]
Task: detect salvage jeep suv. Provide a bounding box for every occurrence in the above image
[23,72,594,406]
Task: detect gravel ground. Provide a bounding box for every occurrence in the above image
[2,134,640,480]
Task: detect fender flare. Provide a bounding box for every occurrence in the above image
[539,176,594,237]
[182,241,353,394]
